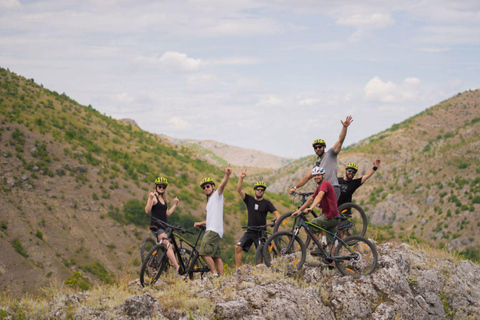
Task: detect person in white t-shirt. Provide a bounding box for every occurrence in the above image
[194,164,232,277]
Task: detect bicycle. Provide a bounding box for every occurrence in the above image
[239,219,276,265]
[139,220,210,287]
[273,192,368,243]
[140,236,157,264]
[263,212,377,278]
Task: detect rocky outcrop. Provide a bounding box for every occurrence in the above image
[1,242,479,319]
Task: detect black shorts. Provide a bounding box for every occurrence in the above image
[236,231,261,252]
[149,226,167,240]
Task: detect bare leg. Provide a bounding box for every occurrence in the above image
[235,245,243,268]
[157,233,179,271]
[213,257,224,276]
[202,256,217,275]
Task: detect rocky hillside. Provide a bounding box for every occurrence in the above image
[261,90,480,258]
[0,68,292,297]
[165,137,293,169]
[1,242,479,319]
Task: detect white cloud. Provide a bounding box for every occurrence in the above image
[364,76,422,104]
[336,12,394,41]
[0,0,20,9]
[207,57,259,66]
[116,92,134,103]
[418,47,451,52]
[256,95,283,108]
[134,51,202,72]
[168,116,190,130]
[298,98,321,106]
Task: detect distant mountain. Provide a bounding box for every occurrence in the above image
[164,137,293,169]
[261,89,480,257]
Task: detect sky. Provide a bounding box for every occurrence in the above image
[1,0,479,158]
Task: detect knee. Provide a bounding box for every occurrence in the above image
[235,245,243,253]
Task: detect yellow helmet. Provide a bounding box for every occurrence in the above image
[200,177,215,188]
[345,163,358,171]
[154,176,168,186]
[312,139,326,147]
[253,181,267,190]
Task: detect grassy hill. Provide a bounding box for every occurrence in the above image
[1,66,479,298]
[260,90,480,259]
[0,67,292,296]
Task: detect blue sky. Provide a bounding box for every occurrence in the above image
[1,0,479,158]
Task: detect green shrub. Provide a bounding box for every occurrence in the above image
[64,271,91,290]
[35,230,43,240]
[12,239,28,258]
[123,198,147,226]
[79,261,114,284]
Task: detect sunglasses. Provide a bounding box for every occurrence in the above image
[346,169,357,173]
[202,185,212,190]
[313,145,325,150]
[255,188,266,192]
[156,185,167,189]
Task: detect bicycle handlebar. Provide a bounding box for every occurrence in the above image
[291,191,314,197]
[151,218,193,234]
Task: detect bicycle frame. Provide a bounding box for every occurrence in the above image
[290,215,359,262]
[162,226,209,276]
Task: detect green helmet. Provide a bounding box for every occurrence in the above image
[312,139,326,147]
[346,163,358,171]
[200,177,215,188]
[253,181,267,190]
[154,176,168,186]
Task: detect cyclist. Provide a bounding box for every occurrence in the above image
[235,168,280,268]
[338,160,381,206]
[289,115,353,199]
[193,164,232,277]
[145,177,180,272]
[292,167,339,256]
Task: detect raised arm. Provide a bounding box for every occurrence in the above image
[217,164,232,196]
[289,171,313,194]
[236,168,247,200]
[166,197,179,216]
[145,192,156,214]
[361,159,381,184]
[332,115,353,154]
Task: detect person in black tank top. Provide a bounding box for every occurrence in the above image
[145,177,180,272]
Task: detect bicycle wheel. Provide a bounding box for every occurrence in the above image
[255,243,265,265]
[140,237,156,263]
[187,252,209,280]
[274,212,313,248]
[334,236,377,278]
[338,203,367,238]
[140,244,168,287]
[273,211,295,234]
[263,231,306,274]
[178,247,192,275]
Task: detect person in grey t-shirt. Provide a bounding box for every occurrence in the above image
[289,115,353,200]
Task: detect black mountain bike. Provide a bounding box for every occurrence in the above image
[240,219,276,265]
[273,192,368,244]
[139,221,210,287]
[263,212,377,278]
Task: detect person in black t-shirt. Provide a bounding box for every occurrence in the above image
[235,168,280,268]
[337,160,381,206]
